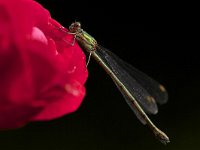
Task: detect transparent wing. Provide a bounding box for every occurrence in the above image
[95,45,168,115]
[103,47,168,105]
[114,82,147,124]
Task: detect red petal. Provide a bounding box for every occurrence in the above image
[0,0,88,129]
[33,80,86,120]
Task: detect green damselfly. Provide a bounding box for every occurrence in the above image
[50,22,169,144]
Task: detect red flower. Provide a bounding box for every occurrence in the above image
[0,0,88,129]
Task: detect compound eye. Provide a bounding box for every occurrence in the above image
[69,22,81,33]
[74,22,81,28]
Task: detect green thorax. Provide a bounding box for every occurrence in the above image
[75,30,97,53]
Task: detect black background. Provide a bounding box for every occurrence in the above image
[1,1,200,150]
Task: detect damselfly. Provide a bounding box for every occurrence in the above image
[50,22,169,144]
